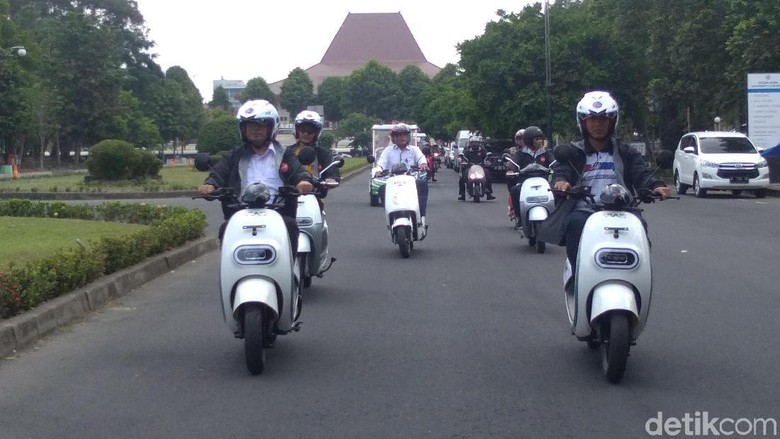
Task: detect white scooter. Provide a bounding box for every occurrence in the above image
[459,153,490,203]
[553,146,675,383]
[382,162,427,258]
[194,154,305,376]
[503,156,555,253]
[296,155,344,288]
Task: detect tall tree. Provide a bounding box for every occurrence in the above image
[279,67,314,116]
[316,76,345,122]
[241,77,274,103]
[398,65,432,123]
[209,86,230,111]
[342,60,399,122]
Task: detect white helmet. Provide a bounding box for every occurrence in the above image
[237,100,279,141]
[294,110,323,142]
[576,91,619,137]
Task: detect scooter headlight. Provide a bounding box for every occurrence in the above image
[595,249,638,269]
[234,245,276,265]
[296,217,313,227]
[526,195,550,204]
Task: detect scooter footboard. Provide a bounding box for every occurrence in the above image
[589,281,639,327]
[233,277,280,322]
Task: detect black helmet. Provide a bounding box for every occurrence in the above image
[523,126,544,147]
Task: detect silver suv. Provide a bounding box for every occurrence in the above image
[672,131,769,198]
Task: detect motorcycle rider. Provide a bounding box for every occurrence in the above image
[508,126,554,228]
[289,110,340,208]
[197,100,313,253]
[374,123,430,223]
[547,91,670,275]
[458,135,496,201]
[421,145,437,181]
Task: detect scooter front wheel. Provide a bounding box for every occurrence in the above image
[395,227,411,258]
[243,304,267,375]
[599,311,631,383]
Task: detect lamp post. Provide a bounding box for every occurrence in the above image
[544,0,553,145]
[714,116,721,131]
[1,45,27,178]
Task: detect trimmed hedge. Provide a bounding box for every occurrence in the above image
[0,199,207,319]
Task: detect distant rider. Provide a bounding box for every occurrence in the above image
[508,126,554,228]
[458,136,495,200]
[374,123,430,224]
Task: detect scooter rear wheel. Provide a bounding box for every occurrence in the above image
[395,227,411,258]
[243,304,267,375]
[599,312,631,383]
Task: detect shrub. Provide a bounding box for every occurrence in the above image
[0,200,207,319]
[197,115,241,154]
[87,139,163,181]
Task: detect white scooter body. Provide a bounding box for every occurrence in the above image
[518,176,555,236]
[564,209,651,340]
[220,207,300,336]
[297,193,333,285]
[384,172,423,240]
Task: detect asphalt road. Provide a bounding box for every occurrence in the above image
[1,165,779,438]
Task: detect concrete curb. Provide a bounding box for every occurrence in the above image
[0,236,219,358]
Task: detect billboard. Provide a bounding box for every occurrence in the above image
[747,73,780,149]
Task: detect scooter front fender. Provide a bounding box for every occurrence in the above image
[527,205,549,222]
[297,232,312,253]
[391,216,413,229]
[233,277,280,322]
[589,281,638,327]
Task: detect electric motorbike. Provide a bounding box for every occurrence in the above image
[382,163,428,258]
[552,146,675,383]
[459,153,491,203]
[194,153,305,376]
[296,156,345,288]
[503,156,555,253]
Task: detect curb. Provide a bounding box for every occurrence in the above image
[0,236,219,358]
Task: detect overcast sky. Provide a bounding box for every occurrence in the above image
[134,0,537,102]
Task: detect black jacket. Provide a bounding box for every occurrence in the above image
[513,147,554,172]
[462,144,489,166]
[204,140,313,218]
[551,138,665,194]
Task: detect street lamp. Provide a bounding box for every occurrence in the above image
[544,0,553,145]
[714,116,721,131]
[5,46,26,57]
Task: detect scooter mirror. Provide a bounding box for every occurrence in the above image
[553,144,578,163]
[297,146,317,165]
[194,153,212,172]
[655,150,674,170]
[366,155,376,164]
[332,155,346,168]
[501,153,511,161]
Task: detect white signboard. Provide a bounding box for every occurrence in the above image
[747,73,780,149]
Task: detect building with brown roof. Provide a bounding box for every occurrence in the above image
[269,12,441,95]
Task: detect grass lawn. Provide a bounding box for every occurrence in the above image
[0,158,368,193]
[1,217,148,268]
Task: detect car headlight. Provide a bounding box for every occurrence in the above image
[699,159,720,168]
[757,159,768,168]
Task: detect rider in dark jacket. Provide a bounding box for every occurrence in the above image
[458,137,495,200]
[508,126,554,227]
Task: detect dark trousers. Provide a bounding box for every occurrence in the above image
[509,181,525,219]
[564,209,648,275]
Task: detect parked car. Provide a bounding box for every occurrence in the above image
[672,131,770,198]
[480,139,514,181]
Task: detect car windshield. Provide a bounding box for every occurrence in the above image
[700,137,756,154]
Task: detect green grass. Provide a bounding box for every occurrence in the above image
[1,216,148,268]
[0,159,368,193]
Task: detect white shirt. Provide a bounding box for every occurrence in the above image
[246,144,284,202]
[377,144,426,172]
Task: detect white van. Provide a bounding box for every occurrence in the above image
[452,130,473,170]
